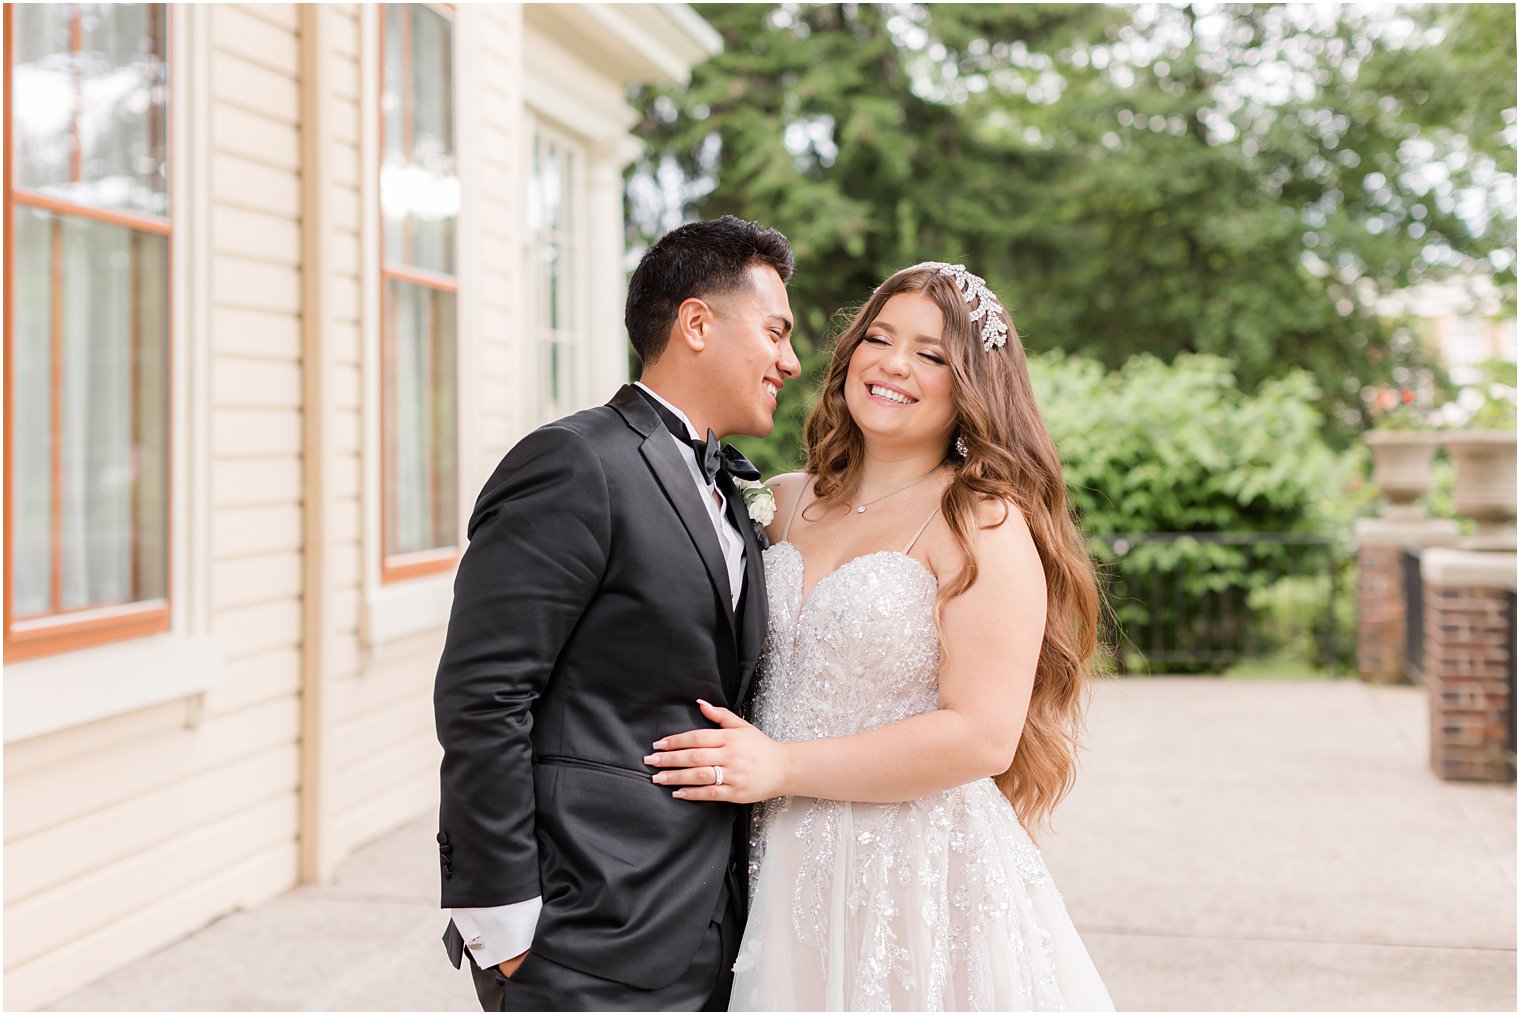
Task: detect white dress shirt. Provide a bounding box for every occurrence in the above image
[451,383,747,969]
[636,382,747,610]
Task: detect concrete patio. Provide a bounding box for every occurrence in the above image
[43,679,1517,1012]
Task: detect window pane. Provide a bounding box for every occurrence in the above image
[77,4,169,215]
[561,148,573,232]
[380,4,408,265]
[385,280,457,557]
[527,134,543,234]
[15,3,169,217]
[531,125,582,421]
[59,216,132,609]
[532,135,566,334]
[538,338,580,424]
[539,140,562,234]
[12,5,76,193]
[540,338,558,420]
[57,216,168,609]
[546,243,561,330]
[12,209,56,618]
[559,149,573,331]
[430,290,459,549]
[380,4,456,276]
[409,5,456,275]
[387,280,424,556]
[134,232,171,600]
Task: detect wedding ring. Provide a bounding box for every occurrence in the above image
[712,765,724,787]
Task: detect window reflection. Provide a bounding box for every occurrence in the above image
[380,3,456,277]
[14,3,168,217]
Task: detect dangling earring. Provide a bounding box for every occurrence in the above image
[954,432,969,458]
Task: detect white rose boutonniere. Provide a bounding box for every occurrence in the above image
[735,478,777,526]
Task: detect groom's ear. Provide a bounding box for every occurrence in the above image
[673,296,713,354]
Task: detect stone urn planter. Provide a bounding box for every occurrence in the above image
[1363,430,1443,519]
[1441,429,1518,549]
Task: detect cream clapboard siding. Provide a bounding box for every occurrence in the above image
[3,7,305,1010]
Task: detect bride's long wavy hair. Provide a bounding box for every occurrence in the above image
[802,264,1102,832]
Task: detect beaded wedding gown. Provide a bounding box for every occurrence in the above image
[729,535,1114,1012]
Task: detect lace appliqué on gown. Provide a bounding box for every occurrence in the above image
[730,542,1113,1012]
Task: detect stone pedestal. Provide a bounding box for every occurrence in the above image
[1355,517,1461,684]
[1364,430,1443,518]
[1422,548,1517,782]
[1443,430,1518,551]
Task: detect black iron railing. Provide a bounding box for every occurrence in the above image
[1404,548,1425,682]
[1095,532,1349,676]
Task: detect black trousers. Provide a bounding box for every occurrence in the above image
[465,896,742,1012]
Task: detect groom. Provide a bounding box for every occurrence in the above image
[434,216,798,1011]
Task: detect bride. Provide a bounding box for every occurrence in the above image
[647,262,1113,1011]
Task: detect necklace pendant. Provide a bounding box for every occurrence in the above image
[856,505,866,514]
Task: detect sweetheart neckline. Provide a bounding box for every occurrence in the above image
[769,539,938,615]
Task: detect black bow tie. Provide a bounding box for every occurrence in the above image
[688,429,761,485]
[636,387,761,485]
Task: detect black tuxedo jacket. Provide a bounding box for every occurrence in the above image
[433,385,768,990]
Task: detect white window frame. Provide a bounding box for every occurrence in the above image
[5,5,221,743]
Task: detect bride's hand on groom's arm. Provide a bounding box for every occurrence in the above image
[644,699,791,804]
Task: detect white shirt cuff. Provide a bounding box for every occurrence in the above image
[452,898,542,970]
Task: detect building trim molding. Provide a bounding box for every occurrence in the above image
[525,4,719,88]
[4,633,223,743]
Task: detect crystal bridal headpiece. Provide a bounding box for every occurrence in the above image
[908,262,1009,352]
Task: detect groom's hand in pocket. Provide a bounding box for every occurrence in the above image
[645,699,790,803]
[497,949,528,979]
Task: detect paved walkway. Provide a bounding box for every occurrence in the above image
[46,680,1516,1012]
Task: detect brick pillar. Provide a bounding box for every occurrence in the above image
[1355,518,1459,684]
[1422,548,1517,782]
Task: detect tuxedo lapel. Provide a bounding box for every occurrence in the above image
[720,473,769,705]
[630,412,738,642]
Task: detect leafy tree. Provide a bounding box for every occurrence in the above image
[627,3,1516,471]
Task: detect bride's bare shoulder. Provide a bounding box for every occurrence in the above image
[764,472,814,541]
[768,471,812,498]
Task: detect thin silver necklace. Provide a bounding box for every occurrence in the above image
[852,464,943,514]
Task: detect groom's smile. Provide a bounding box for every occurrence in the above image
[763,377,783,413]
[704,263,799,438]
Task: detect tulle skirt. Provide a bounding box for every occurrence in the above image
[729,780,1114,1012]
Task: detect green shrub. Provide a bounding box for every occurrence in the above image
[1032,352,1343,534]
[1031,353,1357,674]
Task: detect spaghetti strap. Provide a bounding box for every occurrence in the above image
[903,507,941,555]
[780,476,809,543]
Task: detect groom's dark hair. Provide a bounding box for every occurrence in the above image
[625,215,794,365]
